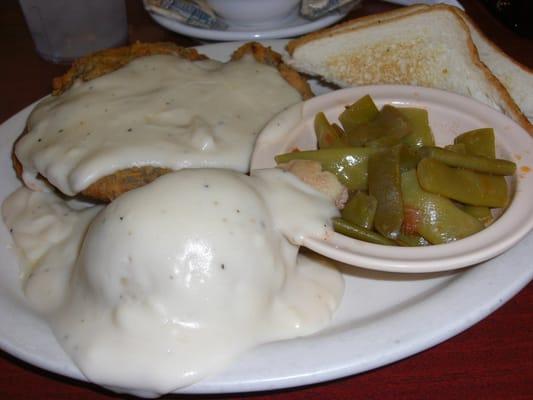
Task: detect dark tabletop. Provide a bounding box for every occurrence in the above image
[0,0,532,399]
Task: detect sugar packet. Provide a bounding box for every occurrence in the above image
[144,0,228,30]
[300,0,361,20]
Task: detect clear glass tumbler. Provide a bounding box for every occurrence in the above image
[19,0,128,63]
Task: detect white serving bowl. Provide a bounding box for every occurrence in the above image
[206,0,300,26]
[251,85,533,273]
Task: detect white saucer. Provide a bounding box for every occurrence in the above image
[146,6,351,41]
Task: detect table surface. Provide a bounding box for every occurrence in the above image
[0,0,532,399]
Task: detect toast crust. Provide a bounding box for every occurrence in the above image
[286,4,533,136]
[15,42,314,203]
[453,9,533,75]
[453,8,533,123]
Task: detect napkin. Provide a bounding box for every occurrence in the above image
[144,0,228,29]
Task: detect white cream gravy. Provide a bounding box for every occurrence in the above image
[2,168,343,396]
[15,55,302,196]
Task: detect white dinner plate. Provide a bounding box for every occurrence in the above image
[0,40,532,395]
[145,4,351,41]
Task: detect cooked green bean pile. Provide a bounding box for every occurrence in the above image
[275,95,516,246]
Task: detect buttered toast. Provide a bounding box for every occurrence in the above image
[286,4,533,135]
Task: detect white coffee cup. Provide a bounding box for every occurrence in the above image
[206,0,300,26]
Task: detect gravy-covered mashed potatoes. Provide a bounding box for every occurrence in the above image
[2,45,344,396]
[3,169,343,396]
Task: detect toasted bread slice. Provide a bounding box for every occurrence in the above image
[317,5,533,123]
[286,4,533,135]
[14,42,313,203]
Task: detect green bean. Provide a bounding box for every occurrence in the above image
[445,143,467,154]
[314,112,347,148]
[346,105,411,146]
[398,108,435,147]
[395,233,430,247]
[275,147,380,190]
[280,94,516,247]
[418,146,516,176]
[339,94,379,135]
[454,128,495,158]
[417,158,509,207]
[399,144,420,172]
[365,127,410,148]
[462,205,493,225]
[333,218,396,245]
[401,170,484,244]
[368,146,403,239]
[341,192,377,229]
